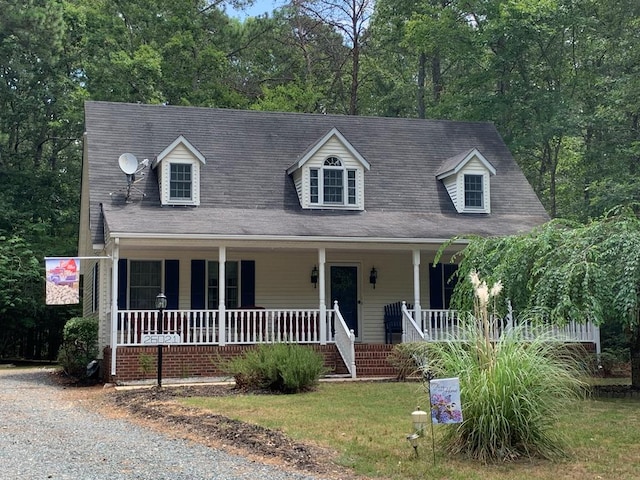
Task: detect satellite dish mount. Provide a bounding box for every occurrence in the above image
[110,153,150,202]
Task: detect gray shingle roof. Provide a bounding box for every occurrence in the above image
[83,101,549,245]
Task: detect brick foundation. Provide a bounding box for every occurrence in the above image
[101,341,596,383]
[102,344,351,383]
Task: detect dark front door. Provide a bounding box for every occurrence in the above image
[330,266,358,337]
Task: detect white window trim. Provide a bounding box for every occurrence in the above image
[309,157,359,208]
[160,159,200,206]
[463,173,485,211]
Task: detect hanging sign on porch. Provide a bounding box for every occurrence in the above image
[430,377,463,424]
[44,258,80,305]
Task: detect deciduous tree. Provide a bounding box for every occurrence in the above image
[444,207,640,387]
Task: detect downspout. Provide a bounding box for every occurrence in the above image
[318,248,327,344]
[110,238,119,376]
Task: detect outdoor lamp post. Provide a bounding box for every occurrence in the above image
[412,406,428,435]
[406,406,428,458]
[155,292,167,387]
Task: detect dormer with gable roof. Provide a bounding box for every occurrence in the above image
[152,135,206,206]
[436,148,496,214]
[287,127,371,210]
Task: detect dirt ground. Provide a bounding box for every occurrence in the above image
[55,375,363,480]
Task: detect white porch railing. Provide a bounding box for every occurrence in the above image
[115,308,326,346]
[115,304,357,377]
[401,304,601,353]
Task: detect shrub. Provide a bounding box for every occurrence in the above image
[57,316,99,378]
[598,347,630,377]
[226,343,328,393]
[388,342,431,380]
[420,321,586,461]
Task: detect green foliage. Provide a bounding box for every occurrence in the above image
[387,342,431,380]
[225,343,328,393]
[446,207,640,386]
[138,353,155,376]
[598,347,630,377]
[57,316,99,378]
[447,208,636,326]
[418,321,587,461]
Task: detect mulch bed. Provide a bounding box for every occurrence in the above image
[53,373,361,480]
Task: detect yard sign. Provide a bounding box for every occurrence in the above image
[430,377,463,424]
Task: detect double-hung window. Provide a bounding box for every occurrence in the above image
[310,157,357,207]
[207,261,239,309]
[464,174,483,209]
[170,163,192,201]
[129,260,162,309]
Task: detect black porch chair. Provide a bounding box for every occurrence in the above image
[384,301,413,344]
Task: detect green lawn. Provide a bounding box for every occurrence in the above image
[181,380,640,480]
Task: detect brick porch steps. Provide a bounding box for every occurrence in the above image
[354,344,398,378]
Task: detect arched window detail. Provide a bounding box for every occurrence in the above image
[309,156,357,207]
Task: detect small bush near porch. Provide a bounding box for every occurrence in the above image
[224,343,328,393]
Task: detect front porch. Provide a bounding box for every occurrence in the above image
[107,304,601,383]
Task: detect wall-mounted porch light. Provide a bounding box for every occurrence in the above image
[310,266,319,288]
[369,267,378,289]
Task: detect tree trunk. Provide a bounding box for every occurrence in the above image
[631,326,640,388]
[349,40,359,116]
[431,53,442,103]
[417,52,426,119]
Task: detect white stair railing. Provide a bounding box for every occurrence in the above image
[331,301,356,378]
[401,301,424,342]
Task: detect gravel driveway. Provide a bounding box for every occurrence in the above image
[0,367,327,480]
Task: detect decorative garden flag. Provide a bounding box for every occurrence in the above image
[45,258,80,305]
[430,377,463,424]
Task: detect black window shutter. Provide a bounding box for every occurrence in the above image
[240,260,256,307]
[429,263,444,309]
[190,260,206,309]
[165,260,179,309]
[117,258,127,309]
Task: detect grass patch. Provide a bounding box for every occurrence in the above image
[181,381,640,480]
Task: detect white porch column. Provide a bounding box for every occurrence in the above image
[110,239,119,376]
[318,248,327,345]
[218,246,227,346]
[412,249,422,328]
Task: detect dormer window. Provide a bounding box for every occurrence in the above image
[310,157,357,206]
[464,174,484,209]
[436,148,496,214]
[170,163,192,201]
[153,135,205,206]
[287,128,370,211]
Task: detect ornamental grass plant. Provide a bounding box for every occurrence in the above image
[415,272,588,462]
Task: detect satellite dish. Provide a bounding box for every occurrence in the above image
[118,153,138,175]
